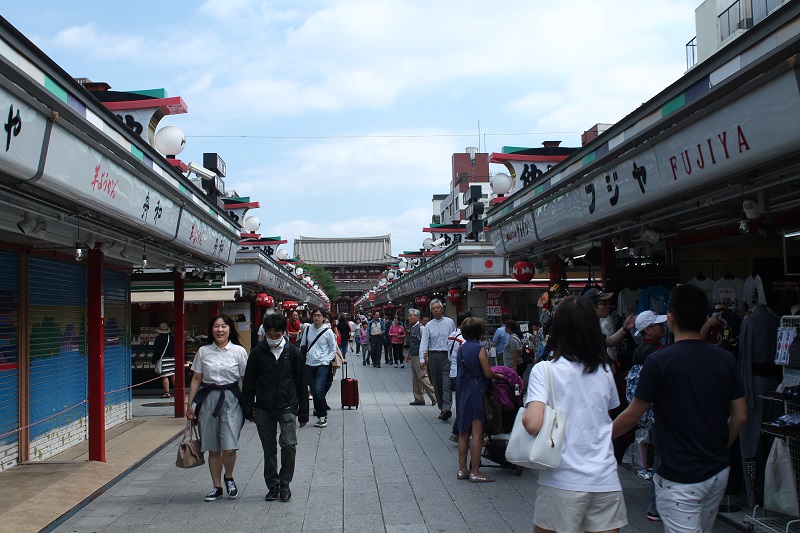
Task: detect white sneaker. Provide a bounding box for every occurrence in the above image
[314,417,328,428]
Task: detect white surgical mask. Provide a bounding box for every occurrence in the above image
[266,337,283,348]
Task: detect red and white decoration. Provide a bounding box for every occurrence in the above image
[255,293,274,307]
[447,289,461,304]
[512,261,535,283]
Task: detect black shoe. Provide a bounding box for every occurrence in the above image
[204,486,224,501]
[376,365,381,368]
[441,410,452,421]
[409,400,425,405]
[265,485,280,501]
[280,485,292,502]
[224,477,238,499]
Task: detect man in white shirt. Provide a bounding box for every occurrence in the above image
[419,299,456,420]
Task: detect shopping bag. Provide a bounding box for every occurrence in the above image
[764,438,800,516]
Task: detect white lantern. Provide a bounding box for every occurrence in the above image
[154,126,186,158]
[276,248,289,260]
[490,172,513,195]
[243,216,261,232]
[398,259,407,269]
[422,237,434,250]
[387,271,396,280]
[295,267,304,276]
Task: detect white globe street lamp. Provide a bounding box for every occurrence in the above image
[422,237,433,250]
[490,172,513,196]
[154,126,186,158]
[276,248,289,260]
[243,216,261,233]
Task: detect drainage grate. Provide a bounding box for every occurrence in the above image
[141,402,174,407]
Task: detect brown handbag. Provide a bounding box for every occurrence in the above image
[176,421,205,469]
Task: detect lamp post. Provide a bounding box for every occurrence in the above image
[490,172,513,201]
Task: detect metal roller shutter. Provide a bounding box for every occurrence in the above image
[103,270,130,429]
[0,250,19,471]
[28,256,86,460]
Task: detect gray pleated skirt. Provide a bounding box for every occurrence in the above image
[197,389,244,452]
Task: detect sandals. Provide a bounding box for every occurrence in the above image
[468,473,495,483]
[161,393,171,398]
[457,470,469,480]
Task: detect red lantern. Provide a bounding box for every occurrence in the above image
[289,301,299,310]
[447,289,461,304]
[255,293,270,307]
[414,295,430,307]
[281,300,292,310]
[512,261,535,283]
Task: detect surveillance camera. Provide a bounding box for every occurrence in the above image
[187,162,217,180]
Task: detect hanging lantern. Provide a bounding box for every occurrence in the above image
[256,293,270,307]
[415,295,430,307]
[512,261,535,283]
[281,300,292,310]
[289,301,299,310]
[447,289,462,304]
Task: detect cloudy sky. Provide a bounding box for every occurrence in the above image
[3,0,698,256]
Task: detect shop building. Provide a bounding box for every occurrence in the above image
[0,18,241,469]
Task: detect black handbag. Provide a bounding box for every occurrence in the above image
[300,327,328,357]
[460,346,503,435]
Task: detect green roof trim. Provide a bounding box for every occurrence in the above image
[662,93,685,117]
[44,75,68,103]
[127,88,168,98]
[130,144,144,160]
[581,151,596,166]
[502,146,533,154]
[178,184,189,195]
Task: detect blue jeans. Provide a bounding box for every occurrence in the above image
[305,364,329,419]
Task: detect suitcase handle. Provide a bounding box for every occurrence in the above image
[343,359,349,379]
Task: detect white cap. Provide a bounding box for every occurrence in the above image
[634,311,667,336]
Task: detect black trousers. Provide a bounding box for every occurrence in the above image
[369,335,383,366]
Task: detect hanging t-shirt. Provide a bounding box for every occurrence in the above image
[617,287,642,318]
[712,277,744,310]
[741,275,766,311]
[687,277,715,300]
[636,285,671,314]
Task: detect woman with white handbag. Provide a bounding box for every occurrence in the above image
[522,296,627,533]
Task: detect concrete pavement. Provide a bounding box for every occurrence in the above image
[48,356,744,533]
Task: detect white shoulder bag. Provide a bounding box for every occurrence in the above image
[505,361,567,470]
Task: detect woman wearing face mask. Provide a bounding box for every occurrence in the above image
[187,314,249,502]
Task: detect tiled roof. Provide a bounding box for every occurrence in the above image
[294,235,393,266]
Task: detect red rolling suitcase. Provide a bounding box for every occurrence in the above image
[341,362,359,409]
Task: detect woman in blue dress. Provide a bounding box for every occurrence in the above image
[456,317,504,483]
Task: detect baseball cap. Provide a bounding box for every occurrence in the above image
[635,311,668,336]
[583,287,614,304]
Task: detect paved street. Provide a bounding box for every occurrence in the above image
[53,356,741,533]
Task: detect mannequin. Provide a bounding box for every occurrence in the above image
[738,304,782,507]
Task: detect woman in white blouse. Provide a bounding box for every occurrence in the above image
[187,314,249,502]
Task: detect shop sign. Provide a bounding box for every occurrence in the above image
[502,158,563,194]
[498,70,800,251]
[500,211,536,253]
[486,290,504,316]
[0,86,49,180]
[460,255,505,275]
[177,210,236,264]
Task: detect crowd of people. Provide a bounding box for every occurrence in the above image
[177,285,747,533]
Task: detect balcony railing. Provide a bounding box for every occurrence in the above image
[753,0,789,24]
[686,36,697,70]
[719,0,752,42]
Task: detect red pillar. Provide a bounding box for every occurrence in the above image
[173,271,186,418]
[87,248,105,462]
[600,239,616,281]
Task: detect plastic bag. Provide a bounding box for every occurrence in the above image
[764,438,800,516]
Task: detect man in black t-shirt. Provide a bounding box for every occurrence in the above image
[613,284,746,533]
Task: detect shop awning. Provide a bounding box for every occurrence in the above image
[469,278,587,291]
[131,286,242,303]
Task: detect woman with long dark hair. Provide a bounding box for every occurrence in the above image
[187,314,249,502]
[523,296,627,533]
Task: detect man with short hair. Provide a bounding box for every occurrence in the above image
[405,309,436,406]
[491,312,511,367]
[613,284,747,532]
[368,310,386,368]
[419,299,456,420]
[242,313,308,503]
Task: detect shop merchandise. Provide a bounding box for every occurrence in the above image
[687,274,715,300]
[616,287,642,318]
[775,327,797,365]
[763,438,800,517]
[636,285,671,315]
[712,275,744,311]
[742,274,767,311]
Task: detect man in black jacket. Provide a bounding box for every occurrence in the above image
[242,312,309,503]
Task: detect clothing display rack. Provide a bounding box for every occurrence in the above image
[677,259,748,283]
[744,316,800,532]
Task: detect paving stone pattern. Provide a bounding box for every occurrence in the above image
[55,357,740,533]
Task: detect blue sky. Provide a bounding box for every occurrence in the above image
[3,0,698,256]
